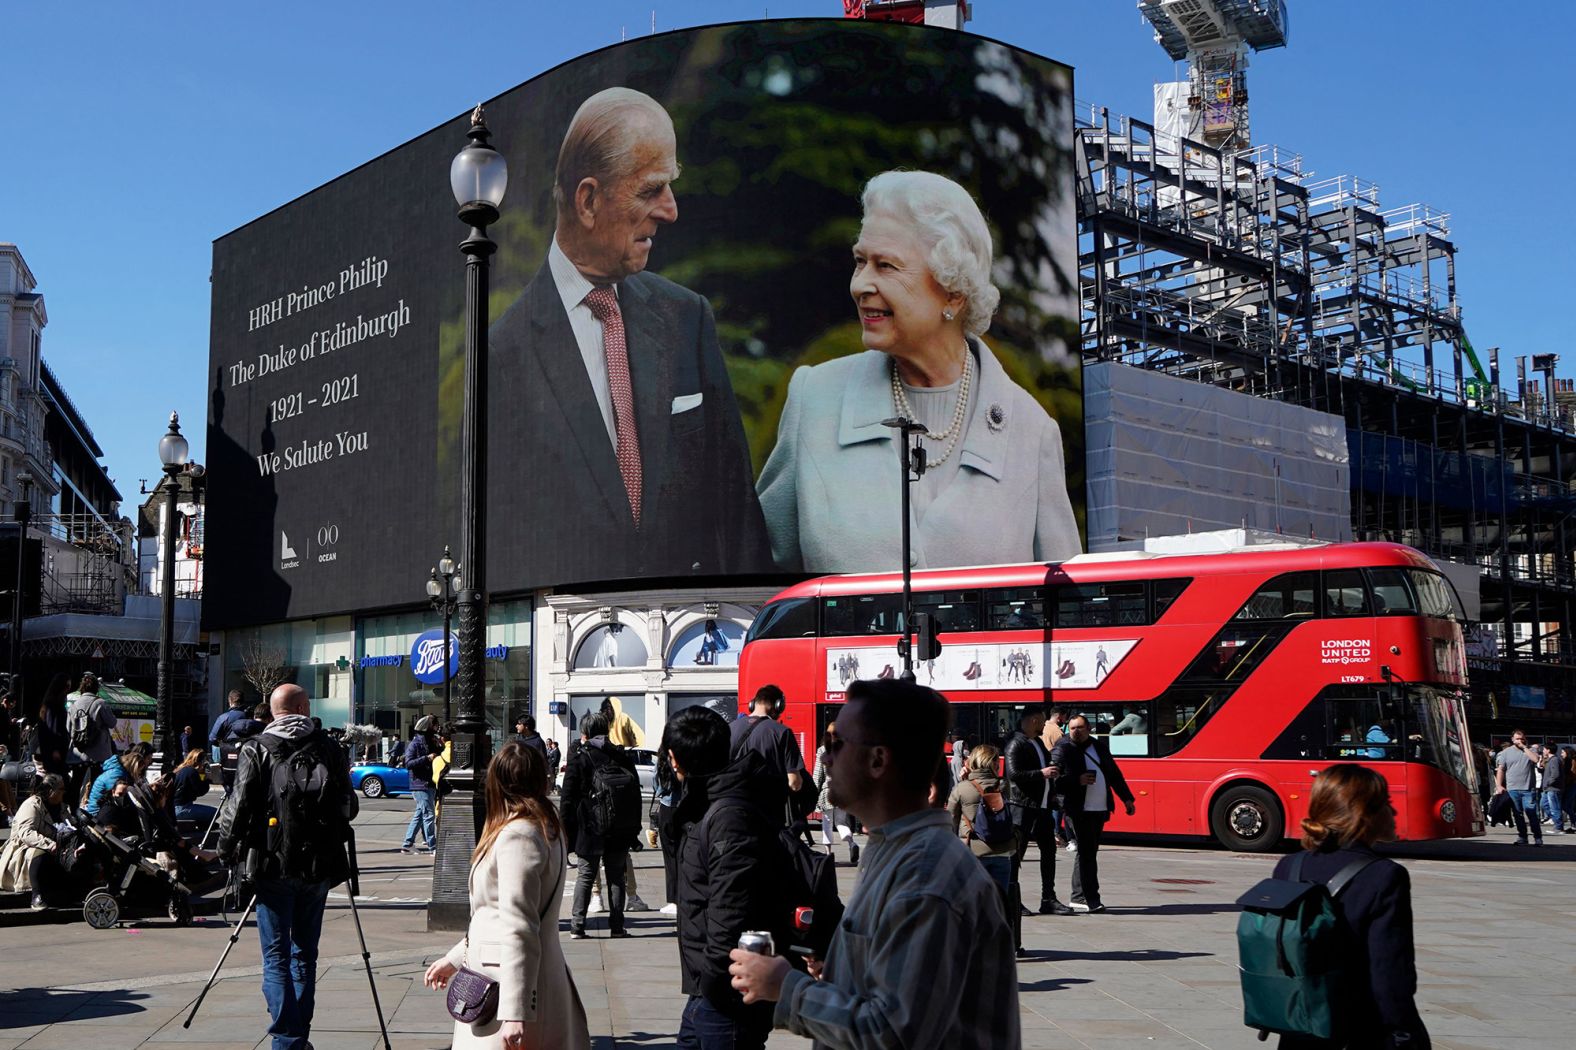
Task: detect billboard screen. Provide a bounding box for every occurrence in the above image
[205,19,1082,629]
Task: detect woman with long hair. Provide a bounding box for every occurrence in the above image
[169,748,216,825]
[34,673,72,777]
[1271,764,1429,1049]
[424,742,589,1049]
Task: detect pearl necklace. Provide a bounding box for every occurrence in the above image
[890,347,973,468]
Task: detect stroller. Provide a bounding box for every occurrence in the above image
[75,820,197,928]
[75,780,222,929]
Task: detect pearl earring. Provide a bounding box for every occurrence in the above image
[943,309,955,322]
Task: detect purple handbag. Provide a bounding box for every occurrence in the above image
[446,958,499,1026]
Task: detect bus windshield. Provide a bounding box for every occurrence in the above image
[1406,685,1476,792]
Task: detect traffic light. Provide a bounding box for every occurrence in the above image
[913,612,942,662]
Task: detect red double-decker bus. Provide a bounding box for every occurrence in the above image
[738,542,1482,851]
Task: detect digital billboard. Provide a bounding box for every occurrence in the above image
[205,19,1081,630]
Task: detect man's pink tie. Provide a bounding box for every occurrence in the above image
[584,286,642,527]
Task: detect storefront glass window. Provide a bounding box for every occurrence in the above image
[669,619,744,669]
[573,624,648,669]
[222,617,354,729]
[357,599,531,754]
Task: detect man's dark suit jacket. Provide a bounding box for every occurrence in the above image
[488,260,773,588]
[1050,735,1135,820]
[1004,730,1053,814]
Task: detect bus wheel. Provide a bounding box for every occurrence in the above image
[1209,784,1283,853]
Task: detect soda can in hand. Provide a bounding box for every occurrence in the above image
[737,930,775,956]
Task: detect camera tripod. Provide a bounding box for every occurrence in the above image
[183,832,391,1050]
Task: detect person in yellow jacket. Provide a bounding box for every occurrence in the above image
[603,697,644,748]
[432,725,454,818]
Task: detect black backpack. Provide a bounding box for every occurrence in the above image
[259,734,345,882]
[703,798,845,959]
[588,753,643,841]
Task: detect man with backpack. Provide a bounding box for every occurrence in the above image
[729,678,1018,1049]
[729,685,807,825]
[668,705,793,1049]
[66,673,119,803]
[209,690,250,759]
[216,684,358,1050]
[561,710,641,938]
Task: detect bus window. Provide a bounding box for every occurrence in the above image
[1323,569,1370,617]
[1152,578,1191,620]
[1154,685,1227,756]
[986,587,1045,629]
[1068,703,1151,756]
[745,598,817,643]
[1323,688,1407,761]
[1234,572,1317,620]
[1366,568,1418,616]
[1054,582,1147,628]
[1182,623,1295,684]
[1408,571,1462,621]
[822,594,904,636]
[913,590,980,632]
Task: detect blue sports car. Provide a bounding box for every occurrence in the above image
[350,763,410,798]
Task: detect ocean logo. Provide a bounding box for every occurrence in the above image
[410,629,459,685]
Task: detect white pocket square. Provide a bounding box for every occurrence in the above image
[671,392,704,414]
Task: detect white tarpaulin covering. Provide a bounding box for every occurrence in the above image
[1084,362,1352,550]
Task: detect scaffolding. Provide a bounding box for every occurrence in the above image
[35,511,137,615]
[1077,104,1576,730]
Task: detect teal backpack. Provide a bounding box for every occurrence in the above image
[1235,853,1376,1042]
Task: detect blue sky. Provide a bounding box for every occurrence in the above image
[4,1,1571,504]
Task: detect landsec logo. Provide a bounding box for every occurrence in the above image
[411,629,459,685]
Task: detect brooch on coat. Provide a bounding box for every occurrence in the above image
[986,403,1007,433]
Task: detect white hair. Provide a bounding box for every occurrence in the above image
[860,170,1000,337]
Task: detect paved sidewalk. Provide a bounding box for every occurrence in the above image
[4,800,1574,1049]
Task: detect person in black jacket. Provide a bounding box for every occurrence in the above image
[32,674,73,777]
[669,705,787,1050]
[216,685,358,1050]
[1272,764,1429,1049]
[1004,707,1072,915]
[561,710,638,938]
[1050,715,1135,914]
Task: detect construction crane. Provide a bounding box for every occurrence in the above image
[1139,0,1288,152]
[842,0,970,29]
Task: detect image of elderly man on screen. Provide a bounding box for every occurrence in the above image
[489,87,771,585]
[757,170,1082,572]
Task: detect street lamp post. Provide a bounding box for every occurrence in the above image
[430,104,507,932]
[426,546,458,725]
[881,417,928,682]
[156,412,190,778]
[9,471,33,701]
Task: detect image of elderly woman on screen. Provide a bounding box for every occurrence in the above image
[757,170,1082,573]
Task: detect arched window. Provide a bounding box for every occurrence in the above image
[669,619,745,668]
[572,623,649,669]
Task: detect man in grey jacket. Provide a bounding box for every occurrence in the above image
[66,673,119,803]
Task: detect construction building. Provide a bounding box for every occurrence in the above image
[2,241,205,724]
[1075,0,1576,740]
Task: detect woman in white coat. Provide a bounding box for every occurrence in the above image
[424,742,589,1050]
[757,169,1082,572]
